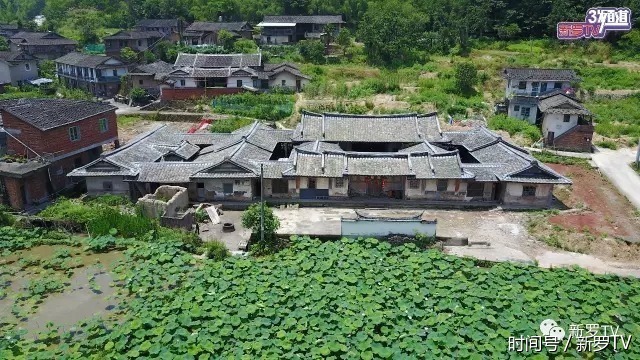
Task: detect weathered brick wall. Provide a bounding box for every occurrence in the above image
[552,125,594,153]
[3,109,117,159]
[160,87,243,101]
[2,169,50,210]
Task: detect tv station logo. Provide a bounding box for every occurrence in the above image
[557,7,632,40]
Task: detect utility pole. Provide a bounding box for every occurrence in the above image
[260,163,264,244]
[636,141,640,168]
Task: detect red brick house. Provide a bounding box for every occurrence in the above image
[0,99,118,210]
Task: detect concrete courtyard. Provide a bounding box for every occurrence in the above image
[204,206,640,277]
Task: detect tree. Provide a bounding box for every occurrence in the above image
[38,60,56,78]
[143,50,157,63]
[120,47,138,63]
[298,40,325,64]
[241,202,281,255]
[0,36,8,51]
[217,29,236,50]
[454,61,478,95]
[233,39,258,53]
[336,28,352,56]
[358,0,422,67]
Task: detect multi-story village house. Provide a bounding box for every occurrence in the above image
[55,52,130,98]
[134,19,182,42]
[161,53,310,100]
[103,30,164,57]
[0,24,20,39]
[501,68,594,152]
[0,99,118,210]
[257,15,343,44]
[182,22,253,46]
[70,112,570,209]
[9,31,77,60]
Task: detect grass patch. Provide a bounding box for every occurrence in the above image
[578,67,640,90]
[211,93,295,121]
[531,151,591,167]
[586,94,640,138]
[209,117,255,133]
[595,140,618,150]
[487,114,542,143]
[116,115,142,127]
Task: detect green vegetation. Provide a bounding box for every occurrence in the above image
[586,94,640,139]
[117,115,143,128]
[211,93,295,122]
[453,61,478,95]
[241,202,281,255]
[204,240,230,261]
[487,114,542,143]
[3,236,640,358]
[38,197,153,238]
[531,151,591,168]
[209,117,255,133]
[578,67,640,91]
[595,140,619,150]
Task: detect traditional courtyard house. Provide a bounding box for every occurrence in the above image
[538,93,594,152]
[128,60,174,97]
[9,31,77,60]
[502,68,579,123]
[0,24,20,39]
[0,51,38,86]
[70,112,570,208]
[161,53,310,100]
[183,22,253,46]
[104,30,164,57]
[134,19,182,42]
[0,99,118,210]
[257,15,343,44]
[55,52,130,98]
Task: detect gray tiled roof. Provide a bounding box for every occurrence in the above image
[135,19,179,28]
[131,60,173,75]
[174,53,261,68]
[104,30,163,40]
[502,68,579,81]
[443,127,500,151]
[54,52,122,68]
[293,111,443,143]
[1,99,115,131]
[262,161,294,179]
[10,31,77,46]
[185,22,250,33]
[262,15,344,24]
[69,118,570,186]
[0,51,35,63]
[538,93,591,115]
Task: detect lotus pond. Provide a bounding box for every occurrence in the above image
[2,231,640,359]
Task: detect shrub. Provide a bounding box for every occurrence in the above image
[453,61,478,95]
[86,194,131,207]
[87,207,154,239]
[157,227,203,253]
[0,205,15,226]
[205,240,230,260]
[595,140,618,150]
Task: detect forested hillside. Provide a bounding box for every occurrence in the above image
[1,0,639,66]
